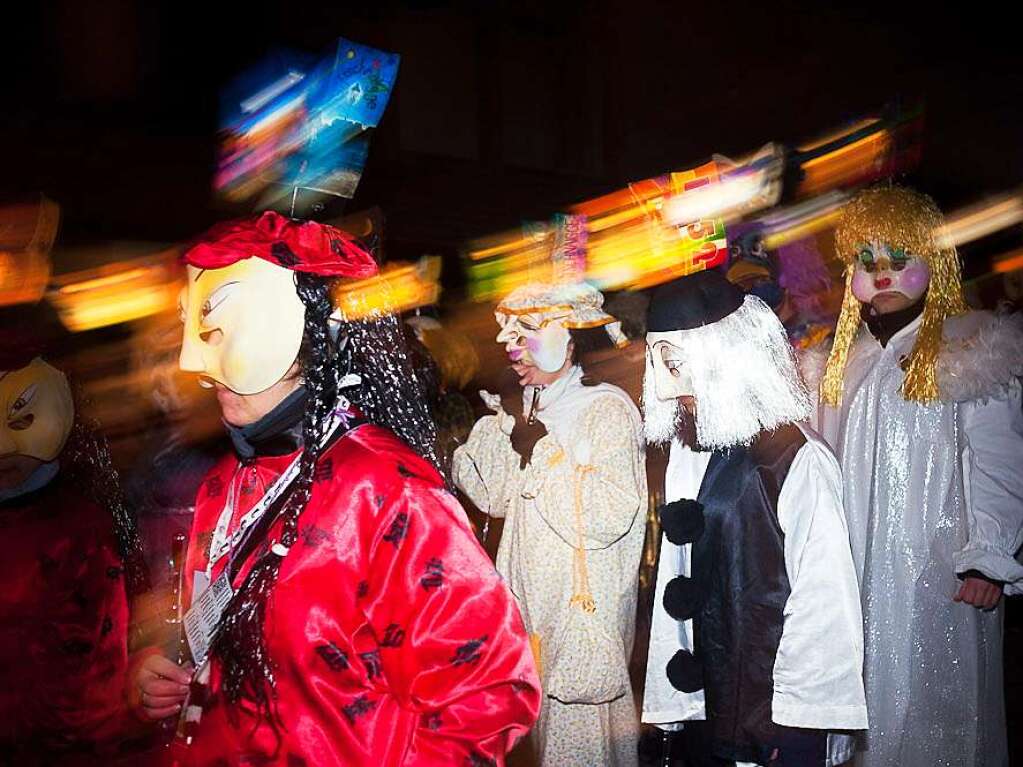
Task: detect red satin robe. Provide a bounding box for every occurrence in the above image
[179,423,541,766]
[0,477,131,763]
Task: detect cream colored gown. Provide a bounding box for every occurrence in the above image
[454,366,646,767]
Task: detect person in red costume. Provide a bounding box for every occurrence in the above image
[131,212,541,766]
[0,300,148,764]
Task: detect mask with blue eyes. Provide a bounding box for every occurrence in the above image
[178,258,308,394]
[851,240,931,305]
[0,358,74,462]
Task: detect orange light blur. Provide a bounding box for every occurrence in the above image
[48,251,181,332]
[993,248,1023,274]
[333,257,442,320]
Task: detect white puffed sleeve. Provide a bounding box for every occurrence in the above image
[771,430,868,730]
[956,379,1023,595]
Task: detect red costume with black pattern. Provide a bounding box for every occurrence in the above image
[179,420,540,766]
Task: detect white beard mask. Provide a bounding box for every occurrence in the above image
[642,334,696,446]
[641,295,811,450]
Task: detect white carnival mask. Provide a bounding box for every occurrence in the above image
[178,258,307,395]
[851,240,931,305]
[495,310,571,373]
[645,331,696,400]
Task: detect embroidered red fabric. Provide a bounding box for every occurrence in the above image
[177,425,540,766]
[183,211,378,279]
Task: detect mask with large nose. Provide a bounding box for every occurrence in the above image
[178,257,307,395]
[177,210,379,395]
[495,310,572,373]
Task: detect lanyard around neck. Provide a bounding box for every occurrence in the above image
[204,400,354,578]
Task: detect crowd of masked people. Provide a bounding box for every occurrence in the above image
[1,185,1021,767]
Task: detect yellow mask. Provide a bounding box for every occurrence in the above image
[0,358,74,462]
[178,258,307,395]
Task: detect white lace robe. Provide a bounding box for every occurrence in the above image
[453,366,646,767]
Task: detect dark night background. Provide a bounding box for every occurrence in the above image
[4,1,1023,280]
[4,1,1022,760]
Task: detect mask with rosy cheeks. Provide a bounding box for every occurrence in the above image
[495,311,571,373]
[178,258,307,395]
[851,240,931,305]
[0,358,74,462]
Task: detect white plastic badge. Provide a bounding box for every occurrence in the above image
[183,569,234,667]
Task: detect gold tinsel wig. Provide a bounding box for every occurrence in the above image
[820,185,967,406]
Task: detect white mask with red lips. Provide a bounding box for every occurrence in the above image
[851,240,931,305]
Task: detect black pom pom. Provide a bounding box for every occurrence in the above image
[666,649,703,693]
[663,575,704,622]
[658,499,705,545]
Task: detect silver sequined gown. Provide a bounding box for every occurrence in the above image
[816,311,1023,767]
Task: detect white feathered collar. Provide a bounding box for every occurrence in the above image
[798,310,1023,404]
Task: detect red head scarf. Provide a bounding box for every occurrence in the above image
[183,211,378,278]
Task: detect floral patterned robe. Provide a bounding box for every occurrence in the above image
[454,366,646,767]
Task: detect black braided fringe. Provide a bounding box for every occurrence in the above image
[214,274,335,737]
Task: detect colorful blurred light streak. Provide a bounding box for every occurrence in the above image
[796,118,882,152]
[759,191,849,250]
[572,160,736,291]
[466,229,559,301]
[333,257,441,320]
[797,127,892,196]
[993,248,1023,274]
[0,250,53,307]
[216,38,400,213]
[463,110,928,300]
[48,253,181,332]
[935,191,1023,250]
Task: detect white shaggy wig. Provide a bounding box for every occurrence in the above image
[642,294,811,450]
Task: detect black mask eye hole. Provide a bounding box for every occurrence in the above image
[8,414,34,431]
[199,328,224,345]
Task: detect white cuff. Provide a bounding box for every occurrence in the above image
[954,543,1023,596]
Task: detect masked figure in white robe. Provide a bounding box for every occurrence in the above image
[812,185,1023,767]
[641,269,867,767]
[453,281,646,767]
